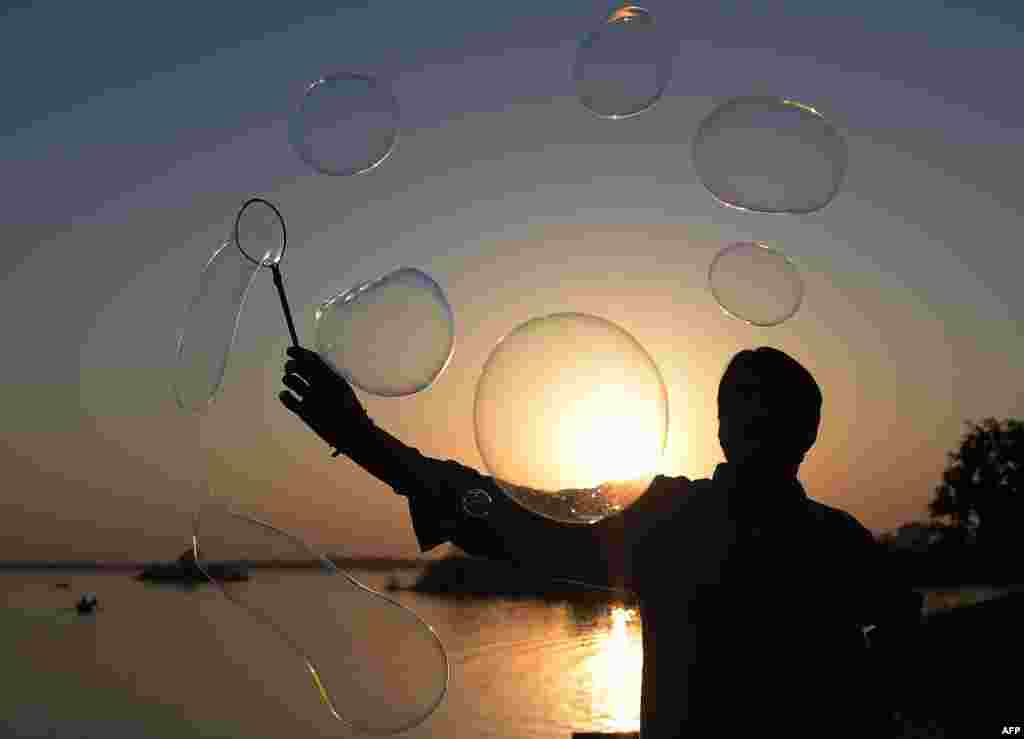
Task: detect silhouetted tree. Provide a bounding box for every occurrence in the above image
[929,418,1023,549]
[884,521,952,553]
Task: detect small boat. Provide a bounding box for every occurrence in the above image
[75,593,98,614]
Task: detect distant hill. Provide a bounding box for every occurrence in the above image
[0,561,151,571]
[0,555,425,573]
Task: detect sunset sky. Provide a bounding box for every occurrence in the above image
[1,1,1021,561]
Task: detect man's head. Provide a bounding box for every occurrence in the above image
[717,347,822,471]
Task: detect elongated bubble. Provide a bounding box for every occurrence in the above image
[474,313,668,524]
[708,242,804,327]
[315,267,455,398]
[174,241,262,413]
[572,5,674,119]
[290,72,400,177]
[193,500,449,735]
[692,96,847,214]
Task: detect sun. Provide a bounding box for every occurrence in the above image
[552,381,665,489]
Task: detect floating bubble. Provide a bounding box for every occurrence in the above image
[314,267,455,398]
[708,242,804,327]
[474,313,667,525]
[234,198,287,268]
[572,5,674,119]
[193,500,449,734]
[174,241,262,414]
[290,72,400,177]
[692,96,847,214]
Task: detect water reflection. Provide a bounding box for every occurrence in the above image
[577,605,642,733]
[3,571,1019,739]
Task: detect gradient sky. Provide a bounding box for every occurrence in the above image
[1,1,1021,560]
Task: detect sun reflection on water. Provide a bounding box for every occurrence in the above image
[582,605,643,732]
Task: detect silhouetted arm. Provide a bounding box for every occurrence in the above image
[342,421,678,594]
[279,346,671,592]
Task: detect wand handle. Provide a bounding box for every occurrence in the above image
[271,264,300,348]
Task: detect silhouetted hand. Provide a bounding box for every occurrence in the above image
[279,346,371,455]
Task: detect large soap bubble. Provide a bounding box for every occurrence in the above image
[193,499,449,734]
[692,96,847,214]
[474,313,668,524]
[290,72,400,177]
[572,5,674,119]
[314,267,455,398]
[709,242,804,327]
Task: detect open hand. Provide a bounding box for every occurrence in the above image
[279,346,371,453]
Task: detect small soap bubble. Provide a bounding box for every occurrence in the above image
[708,242,804,327]
[290,72,400,177]
[693,96,847,214]
[572,5,674,119]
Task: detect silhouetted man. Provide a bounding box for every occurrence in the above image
[280,345,921,737]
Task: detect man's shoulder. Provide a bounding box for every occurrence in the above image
[804,496,874,541]
[620,474,712,540]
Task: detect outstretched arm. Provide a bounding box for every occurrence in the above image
[279,346,648,593]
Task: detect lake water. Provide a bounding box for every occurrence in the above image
[0,569,1015,738]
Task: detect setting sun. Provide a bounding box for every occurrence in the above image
[554,382,665,488]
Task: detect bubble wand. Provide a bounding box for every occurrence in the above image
[233,197,299,347]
